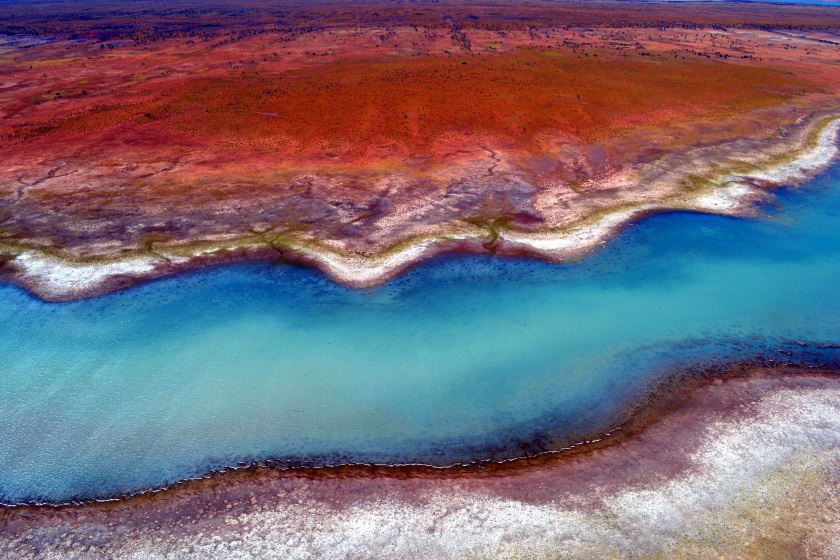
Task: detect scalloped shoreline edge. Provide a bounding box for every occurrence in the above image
[2,114,839,302]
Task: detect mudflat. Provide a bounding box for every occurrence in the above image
[1,1,839,299]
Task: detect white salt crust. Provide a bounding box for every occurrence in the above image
[9,117,840,298]
[10,252,158,296]
[23,386,840,559]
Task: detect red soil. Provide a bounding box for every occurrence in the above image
[92,51,815,156]
[0,30,822,161]
[0,2,839,293]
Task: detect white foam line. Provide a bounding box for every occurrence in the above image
[8,116,840,298]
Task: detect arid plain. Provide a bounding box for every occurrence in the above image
[1,1,839,298]
[2,2,840,559]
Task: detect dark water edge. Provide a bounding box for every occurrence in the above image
[1,163,840,504]
[5,358,839,509]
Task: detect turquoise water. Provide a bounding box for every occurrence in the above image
[2,162,840,504]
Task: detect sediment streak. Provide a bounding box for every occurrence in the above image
[5,114,839,301]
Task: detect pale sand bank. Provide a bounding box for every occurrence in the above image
[3,370,839,559]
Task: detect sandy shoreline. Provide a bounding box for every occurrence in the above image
[2,7,840,557]
[3,364,839,558]
[2,113,839,302]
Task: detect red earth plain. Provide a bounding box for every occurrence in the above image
[3,3,840,559]
[0,0,839,298]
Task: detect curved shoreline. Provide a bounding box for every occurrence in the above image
[3,354,837,509]
[2,114,839,302]
[4,364,840,558]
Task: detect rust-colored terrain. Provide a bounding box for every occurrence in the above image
[1,1,839,297]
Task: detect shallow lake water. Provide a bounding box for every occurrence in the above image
[2,162,840,504]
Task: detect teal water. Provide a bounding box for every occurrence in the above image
[2,162,840,504]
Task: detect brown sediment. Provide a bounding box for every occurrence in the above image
[3,364,840,558]
[3,105,839,301]
[3,6,840,557]
[1,6,840,300]
[0,363,832,504]
[1,105,838,301]
[3,0,840,41]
